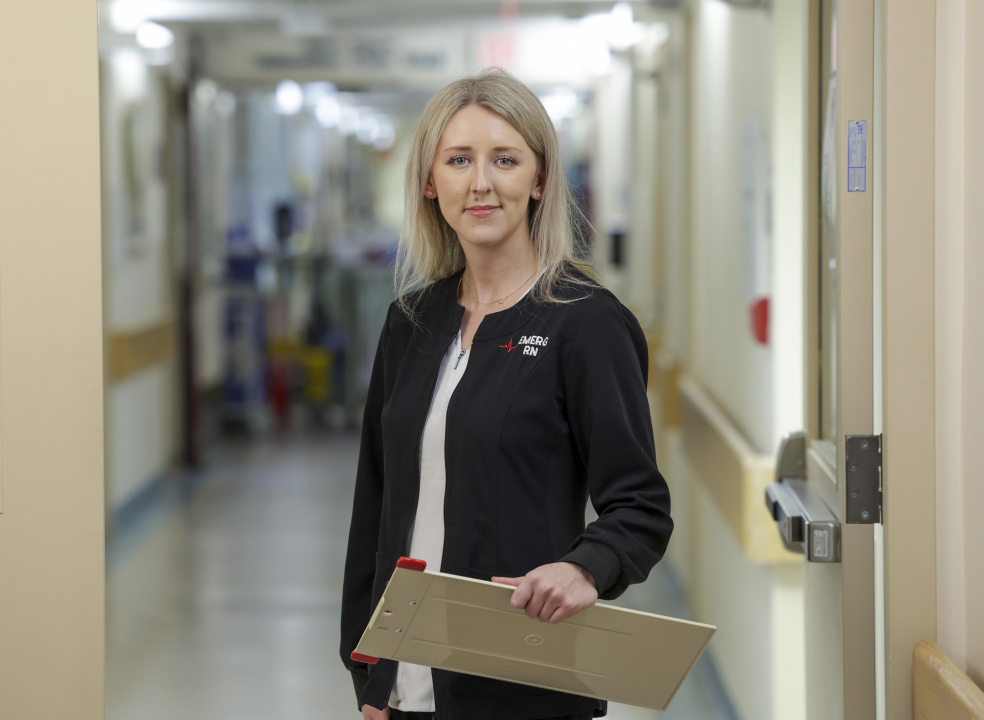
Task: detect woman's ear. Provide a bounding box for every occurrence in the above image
[424,176,437,199]
[531,172,546,200]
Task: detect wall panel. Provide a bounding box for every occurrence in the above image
[0,1,105,717]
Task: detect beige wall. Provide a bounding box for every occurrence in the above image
[936,0,984,690]
[0,1,106,717]
[689,0,775,455]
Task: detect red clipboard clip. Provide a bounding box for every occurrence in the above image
[396,557,427,572]
[350,651,379,665]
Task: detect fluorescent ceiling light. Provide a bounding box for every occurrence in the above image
[110,0,148,33]
[584,42,611,75]
[274,80,304,115]
[580,3,646,52]
[136,21,174,50]
[113,49,147,98]
[541,89,580,123]
[315,96,342,128]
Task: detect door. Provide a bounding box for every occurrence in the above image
[805,0,878,717]
[766,1,880,718]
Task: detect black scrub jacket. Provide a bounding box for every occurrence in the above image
[340,267,673,720]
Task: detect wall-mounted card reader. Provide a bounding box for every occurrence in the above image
[764,432,841,563]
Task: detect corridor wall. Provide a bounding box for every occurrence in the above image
[935,0,984,691]
[655,1,809,719]
[100,48,180,511]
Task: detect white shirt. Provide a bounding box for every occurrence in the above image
[389,329,469,711]
[390,276,540,711]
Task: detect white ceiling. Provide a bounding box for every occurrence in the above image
[105,0,663,31]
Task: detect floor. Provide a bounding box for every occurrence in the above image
[106,432,738,720]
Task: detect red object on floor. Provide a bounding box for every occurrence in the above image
[750,297,770,345]
[396,557,427,572]
[269,362,291,431]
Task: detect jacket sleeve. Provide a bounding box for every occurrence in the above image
[339,304,394,703]
[558,301,673,600]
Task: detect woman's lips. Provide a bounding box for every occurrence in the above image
[466,205,499,218]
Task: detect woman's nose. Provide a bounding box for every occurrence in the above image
[471,163,491,193]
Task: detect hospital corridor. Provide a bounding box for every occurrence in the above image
[1,1,983,719]
[105,432,734,719]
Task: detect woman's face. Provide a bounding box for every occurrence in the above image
[427,104,544,255]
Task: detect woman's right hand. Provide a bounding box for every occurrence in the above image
[361,704,391,719]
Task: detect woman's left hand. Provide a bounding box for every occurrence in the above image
[492,562,598,624]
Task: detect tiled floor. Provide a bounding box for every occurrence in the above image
[106,432,737,720]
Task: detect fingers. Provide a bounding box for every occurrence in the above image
[523,581,548,620]
[491,576,522,587]
[510,577,535,610]
[502,563,599,622]
[509,573,570,622]
[547,601,578,624]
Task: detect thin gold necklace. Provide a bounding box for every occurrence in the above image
[461,268,539,306]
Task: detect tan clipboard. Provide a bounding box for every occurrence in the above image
[352,558,716,711]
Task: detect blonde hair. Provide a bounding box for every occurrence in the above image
[397,68,596,315]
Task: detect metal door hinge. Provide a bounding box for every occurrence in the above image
[845,434,882,524]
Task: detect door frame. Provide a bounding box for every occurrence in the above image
[803,0,878,717]
[879,1,937,718]
[0,0,105,717]
[803,0,937,718]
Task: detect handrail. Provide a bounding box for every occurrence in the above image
[108,319,176,383]
[678,373,798,563]
[914,640,984,720]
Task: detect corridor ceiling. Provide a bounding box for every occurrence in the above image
[106,0,660,31]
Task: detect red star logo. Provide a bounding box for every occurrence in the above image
[499,339,517,352]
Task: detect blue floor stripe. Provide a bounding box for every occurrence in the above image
[654,561,741,720]
[106,465,207,570]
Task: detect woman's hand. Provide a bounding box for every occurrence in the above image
[361,704,390,719]
[492,562,598,623]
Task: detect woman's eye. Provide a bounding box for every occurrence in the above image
[450,156,468,166]
[496,157,516,167]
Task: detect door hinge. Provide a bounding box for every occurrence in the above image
[845,434,882,524]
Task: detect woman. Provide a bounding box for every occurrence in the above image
[340,69,672,720]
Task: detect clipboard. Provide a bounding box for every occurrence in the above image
[352,557,716,711]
